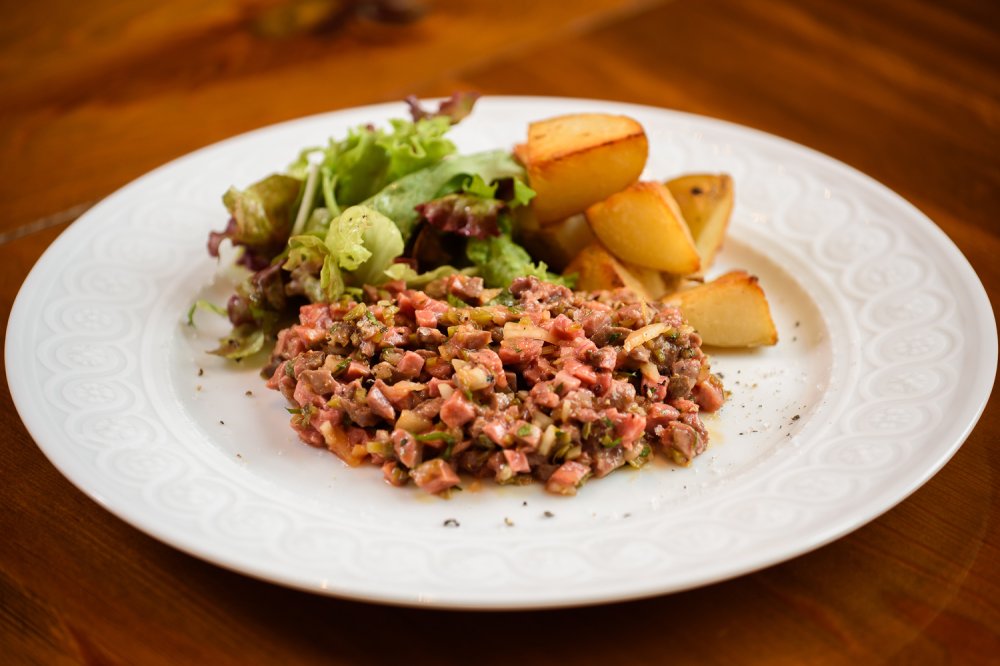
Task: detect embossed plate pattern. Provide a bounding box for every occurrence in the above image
[6,98,996,609]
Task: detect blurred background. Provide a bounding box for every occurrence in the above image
[2,1,998,664]
[2,0,996,254]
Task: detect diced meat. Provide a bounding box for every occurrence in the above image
[593,446,625,478]
[382,461,408,487]
[661,421,704,465]
[410,459,461,494]
[440,391,476,429]
[546,461,590,495]
[646,403,681,432]
[445,274,484,301]
[452,327,492,349]
[267,275,721,495]
[502,449,531,473]
[529,382,560,409]
[498,337,543,364]
[392,428,422,469]
[299,369,336,395]
[483,420,509,446]
[415,309,441,328]
[366,386,396,421]
[396,351,426,379]
[550,314,584,339]
[668,359,701,399]
[607,409,646,447]
[416,326,446,345]
[692,377,726,413]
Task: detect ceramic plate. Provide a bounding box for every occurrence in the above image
[7,98,996,609]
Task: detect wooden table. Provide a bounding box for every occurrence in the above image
[3,1,998,662]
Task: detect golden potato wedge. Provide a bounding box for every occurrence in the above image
[664,271,778,347]
[665,174,734,271]
[564,242,654,300]
[585,181,701,274]
[660,273,704,298]
[515,212,596,272]
[520,113,648,223]
[628,264,670,299]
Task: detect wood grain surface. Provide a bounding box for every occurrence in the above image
[2,1,998,663]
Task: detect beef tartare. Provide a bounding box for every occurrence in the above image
[266,275,725,496]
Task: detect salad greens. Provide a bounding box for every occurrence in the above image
[195,95,571,360]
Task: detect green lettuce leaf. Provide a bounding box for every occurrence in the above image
[380,117,455,184]
[214,174,303,269]
[284,205,405,302]
[222,174,303,247]
[339,206,405,286]
[510,178,536,208]
[466,233,572,289]
[364,150,525,240]
[288,117,457,212]
[383,263,469,287]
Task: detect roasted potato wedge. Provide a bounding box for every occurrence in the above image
[664,270,778,347]
[665,174,734,271]
[628,264,670,299]
[519,113,648,223]
[585,181,701,274]
[564,242,655,300]
[516,212,596,273]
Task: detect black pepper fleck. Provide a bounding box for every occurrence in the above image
[792,414,801,421]
[543,511,554,518]
[219,420,225,425]
[198,368,204,377]
[443,518,460,528]
[522,501,528,507]
[245,390,253,397]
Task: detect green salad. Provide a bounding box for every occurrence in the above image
[194,94,570,359]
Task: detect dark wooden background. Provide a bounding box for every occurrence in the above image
[2,1,998,663]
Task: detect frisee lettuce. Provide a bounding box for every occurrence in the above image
[289,117,456,208]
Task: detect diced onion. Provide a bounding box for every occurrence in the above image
[452,359,492,391]
[623,322,669,353]
[532,411,554,430]
[503,321,557,344]
[639,361,661,383]
[396,409,433,434]
[537,425,558,457]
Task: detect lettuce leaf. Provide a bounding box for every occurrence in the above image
[405,92,481,124]
[283,205,405,302]
[289,117,457,211]
[339,206,405,286]
[383,263,468,287]
[415,193,503,239]
[365,150,524,240]
[466,233,572,289]
[209,174,303,269]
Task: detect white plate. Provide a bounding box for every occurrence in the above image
[7,98,996,609]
